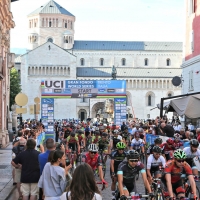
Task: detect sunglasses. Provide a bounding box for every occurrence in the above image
[176,159,185,163]
[90,152,97,154]
[118,148,125,150]
[129,159,138,162]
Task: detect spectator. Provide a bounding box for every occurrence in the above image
[11,139,40,200]
[121,121,126,132]
[60,163,102,200]
[196,128,200,143]
[38,138,56,200]
[179,128,186,139]
[38,150,71,200]
[160,122,174,137]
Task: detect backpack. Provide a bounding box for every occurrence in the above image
[12,145,25,156]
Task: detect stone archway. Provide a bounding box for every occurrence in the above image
[91,102,105,118]
[78,109,87,121]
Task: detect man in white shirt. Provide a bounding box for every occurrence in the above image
[146,146,166,185]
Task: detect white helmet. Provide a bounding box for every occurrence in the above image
[88,144,98,152]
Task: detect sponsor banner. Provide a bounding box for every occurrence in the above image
[114,98,127,126]
[41,98,55,140]
[41,80,126,98]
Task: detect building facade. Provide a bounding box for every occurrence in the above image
[14,0,182,121]
[182,0,200,94]
[0,0,16,147]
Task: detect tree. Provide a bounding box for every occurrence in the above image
[10,68,21,110]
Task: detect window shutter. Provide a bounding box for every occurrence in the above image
[190,30,194,52]
[189,70,194,91]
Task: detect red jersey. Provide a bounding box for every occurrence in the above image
[164,160,192,183]
[174,141,184,150]
[160,142,175,154]
[83,152,102,170]
[197,135,200,143]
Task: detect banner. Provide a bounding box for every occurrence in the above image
[41,80,126,98]
[114,98,127,126]
[41,98,54,140]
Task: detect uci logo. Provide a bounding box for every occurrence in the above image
[45,81,65,89]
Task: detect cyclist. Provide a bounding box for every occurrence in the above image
[110,142,126,193]
[160,138,175,161]
[76,130,85,148]
[130,132,144,154]
[111,130,122,150]
[173,133,184,150]
[82,144,108,185]
[117,150,152,199]
[146,146,166,185]
[147,138,163,157]
[97,132,110,163]
[92,130,101,144]
[121,126,129,144]
[66,132,80,161]
[162,149,197,199]
[183,139,200,177]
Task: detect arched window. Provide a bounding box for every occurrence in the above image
[100,58,104,66]
[166,58,171,66]
[65,22,67,28]
[148,95,151,106]
[144,58,148,66]
[47,38,53,42]
[80,58,85,66]
[122,58,126,66]
[49,21,52,27]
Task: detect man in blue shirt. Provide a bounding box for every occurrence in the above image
[38,138,56,200]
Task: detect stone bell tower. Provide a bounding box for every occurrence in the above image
[27,0,75,50]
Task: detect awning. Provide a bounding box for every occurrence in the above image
[167,94,200,118]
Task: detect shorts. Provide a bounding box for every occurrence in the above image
[162,177,185,195]
[15,168,21,183]
[21,183,39,196]
[68,143,76,151]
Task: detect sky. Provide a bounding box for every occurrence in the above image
[10,0,185,49]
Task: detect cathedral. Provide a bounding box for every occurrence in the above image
[14,0,182,121]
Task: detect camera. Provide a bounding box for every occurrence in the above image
[66,159,70,166]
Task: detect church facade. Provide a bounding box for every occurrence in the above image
[14,0,182,121]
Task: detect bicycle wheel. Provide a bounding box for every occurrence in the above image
[155,188,165,200]
[185,185,200,199]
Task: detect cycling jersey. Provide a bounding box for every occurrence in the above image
[160,143,175,154]
[112,136,122,149]
[97,139,109,150]
[146,144,164,155]
[117,160,146,191]
[163,160,192,183]
[111,150,126,173]
[76,134,85,142]
[66,136,78,143]
[183,147,200,159]
[92,136,101,144]
[82,152,102,170]
[174,141,183,150]
[147,154,166,172]
[64,129,71,139]
[122,132,129,140]
[131,138,144,150]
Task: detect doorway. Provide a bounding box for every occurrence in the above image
[78,109,87,121]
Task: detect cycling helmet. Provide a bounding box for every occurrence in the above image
[154,138,162,144]
[113,130,118,134]
[138,128,144,133]
[88,144,98,152]
[126,150,140,160]
[78,130,83,134]
[152,146,162,153]
[116,142,126,149]
[190,139,199,148]
[166,138,174,145]
[102,132,108,137]
[174,149,187,159]
[94,131,100,135]
[70,132,75,137]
